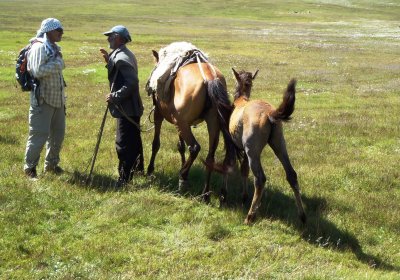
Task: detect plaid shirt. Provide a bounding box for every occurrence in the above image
[27,38,65,108]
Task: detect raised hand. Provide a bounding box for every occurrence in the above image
[99,48,109,63]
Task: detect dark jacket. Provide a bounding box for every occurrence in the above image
[107,44,143,118]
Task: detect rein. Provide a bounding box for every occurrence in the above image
[113,103,155,132]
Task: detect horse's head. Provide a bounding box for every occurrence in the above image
[145,50,160,96]
[152,50,159,63]
[232,68,259,101]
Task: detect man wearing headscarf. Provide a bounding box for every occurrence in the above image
[100,25,144,188]
[24,18,66,179]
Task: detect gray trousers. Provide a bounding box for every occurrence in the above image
[24,94,65,171]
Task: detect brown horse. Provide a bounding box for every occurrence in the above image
[226,69,306,224]
[146,49,236,201]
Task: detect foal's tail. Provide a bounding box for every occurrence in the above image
[206,79,237,172]
[270,79,297,122]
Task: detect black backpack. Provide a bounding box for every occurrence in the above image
[15,40,40,91]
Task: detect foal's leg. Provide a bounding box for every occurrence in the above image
[269,128,306,223]
[147,107,164,176]
[177,124,200,191]
[245,149,266,225]
[177,136,186,168]
[240,155,250,205]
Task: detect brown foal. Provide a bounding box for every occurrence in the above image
[226,69,306,224]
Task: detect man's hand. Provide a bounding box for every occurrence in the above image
[100,48,109,63]
[105,93,112,103]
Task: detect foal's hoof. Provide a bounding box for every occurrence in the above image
[178,179,189,193]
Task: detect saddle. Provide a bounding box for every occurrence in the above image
[150,50,208,102]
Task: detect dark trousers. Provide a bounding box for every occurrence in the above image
[116,116,144,182]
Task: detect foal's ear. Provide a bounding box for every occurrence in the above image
[232,68,240,81]
[152,50,159,63]
[252,69,259,80]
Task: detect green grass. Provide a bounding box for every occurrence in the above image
[1,0,399,279]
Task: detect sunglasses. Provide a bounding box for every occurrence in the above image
[55,28,63,33]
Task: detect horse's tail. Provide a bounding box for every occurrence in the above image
[205,79,237,172]
[270,78,297,122]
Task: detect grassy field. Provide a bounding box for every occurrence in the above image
[0,0,399,279]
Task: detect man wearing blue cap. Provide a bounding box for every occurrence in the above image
[100,25,144,187]
[24,18,66,179]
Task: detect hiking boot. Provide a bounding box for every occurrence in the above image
[45,165,64,175]
[25,167,37,179]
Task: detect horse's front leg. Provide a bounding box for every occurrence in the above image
[147,107,164,176]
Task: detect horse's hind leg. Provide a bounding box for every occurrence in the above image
[177,136,186,168]
[203,119,220,204]
[147,107,164,176]
[245,150,266,225]
[269,129,306,224]
[178,124,200,191]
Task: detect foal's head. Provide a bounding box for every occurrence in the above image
[232,68,259,101]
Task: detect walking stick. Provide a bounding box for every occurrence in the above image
[86,105,109,185]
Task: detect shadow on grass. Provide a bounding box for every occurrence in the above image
[68,169,158,193]
[67,164,398,272]
[68,170,117,191]
[149,165,206,196]
[215,167,399,272]
[149,164,399,272]
[256,188,398,272]
[0,134,19,145]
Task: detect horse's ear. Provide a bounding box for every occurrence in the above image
[252,69,259,80]
[152,50,159,63]
[232,68,240,81]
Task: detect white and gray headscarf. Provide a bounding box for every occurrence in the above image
[32,18,63,57]
[36,18,63,38]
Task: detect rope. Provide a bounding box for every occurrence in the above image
[196,53,207,82]
[196,52,218,82]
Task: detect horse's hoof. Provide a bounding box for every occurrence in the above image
[241,194,249,206]
[299,212,307,224]
[146,173,156,181]
[178,178,189,193]
[219,190,229,207]
[146,166,154,176]
[219,196,226,208]
[203,193,211,204]
[244,214,256,225]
